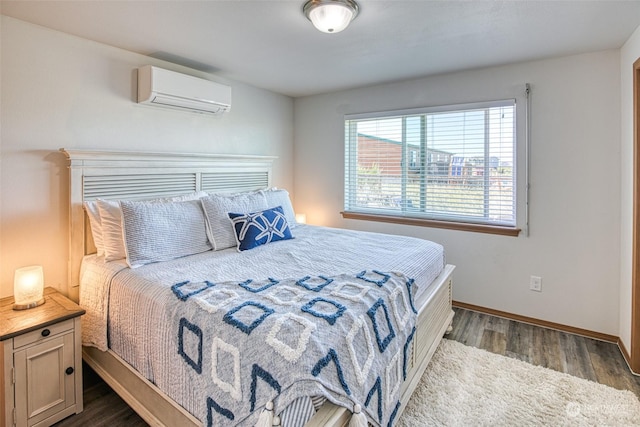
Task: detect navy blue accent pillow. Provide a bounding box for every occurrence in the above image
[228,205,293,251]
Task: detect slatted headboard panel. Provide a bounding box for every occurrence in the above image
[83,174,198,200]
[61,149,276,302]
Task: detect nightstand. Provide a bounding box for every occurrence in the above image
[0,287,85,427]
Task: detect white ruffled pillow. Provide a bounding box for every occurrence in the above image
[201,191,268,250]
[97,191,207,262]
[121,199,212,268]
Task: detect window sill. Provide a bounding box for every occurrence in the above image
[341,211,521,237]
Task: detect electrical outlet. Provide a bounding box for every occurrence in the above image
[530,276,542,292]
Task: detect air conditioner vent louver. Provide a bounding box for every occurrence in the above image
[137,65,231,115]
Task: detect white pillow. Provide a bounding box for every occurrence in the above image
[83,201,104,256]
[96,200,125,261]
[262,188,297,228]
[121,199,212,268]
[97,191,208,262]
[201,191,268,250]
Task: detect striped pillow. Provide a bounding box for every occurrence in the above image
[201,192,268,251]
[262,188,298,228]
[97,191,207,262]
[121,199,212,268]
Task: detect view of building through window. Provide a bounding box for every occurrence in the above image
[344,100,516,227]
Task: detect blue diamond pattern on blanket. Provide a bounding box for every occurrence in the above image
[207,396,234,425]
[365,376,383,423]
[387,401,401,427]
[296,275,334,292]
[228,205,293,251]
[405,278,418,314]
[301,297,347,326]
[223,301,275,335]
[178,317,203,374]
[164,271,417,427]
[403,326,416,380]
[312,348,351,396]
[238,278,280,293]
[367,298,396,353]
[357,270,391,287]
[172,280,215,301]
[250,364,281,411]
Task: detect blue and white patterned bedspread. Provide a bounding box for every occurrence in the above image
[167,270,418,426]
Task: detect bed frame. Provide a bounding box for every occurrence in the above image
[62,148,454,427]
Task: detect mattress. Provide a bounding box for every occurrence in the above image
[79,224,445,425]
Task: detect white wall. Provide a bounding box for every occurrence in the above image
[0,8,3,302]
[294,51,622,335]
[0,16,294,298]
[1,14,627,337]
[619,25,640,351]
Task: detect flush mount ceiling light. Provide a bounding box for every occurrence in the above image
[303,0,359,34]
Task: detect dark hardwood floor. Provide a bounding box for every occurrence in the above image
[447,307,640,397]
[54,307,640,426]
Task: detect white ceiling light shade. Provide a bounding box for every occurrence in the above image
[303,0,359,34]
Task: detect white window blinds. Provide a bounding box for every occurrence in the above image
[344,100,516,227]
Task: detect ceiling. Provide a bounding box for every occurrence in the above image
[2,1,640,98]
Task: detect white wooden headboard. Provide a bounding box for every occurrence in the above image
[61,149,276,302]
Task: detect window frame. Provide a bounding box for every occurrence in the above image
[342,100,521,236]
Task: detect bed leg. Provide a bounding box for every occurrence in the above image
[444,308,455,335]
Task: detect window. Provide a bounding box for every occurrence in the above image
[344,100,517,233]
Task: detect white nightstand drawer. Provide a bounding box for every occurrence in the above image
[13,318,74,349]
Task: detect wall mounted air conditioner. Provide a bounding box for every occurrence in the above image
[137,65,231,115]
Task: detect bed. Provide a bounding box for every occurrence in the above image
[61,148,455,427]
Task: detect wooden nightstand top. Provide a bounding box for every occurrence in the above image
[0,287,85,341]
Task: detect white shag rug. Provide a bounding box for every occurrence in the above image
[397,339,640,426]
